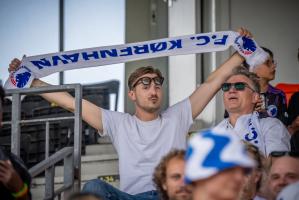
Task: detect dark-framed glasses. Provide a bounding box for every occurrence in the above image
[132,76,164,89]
[221,82,256,92]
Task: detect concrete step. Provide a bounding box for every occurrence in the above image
[85,143,117,155]
[97,135,113,144]
[31,143,119,199]
[55,153,119,177]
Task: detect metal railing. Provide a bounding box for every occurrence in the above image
[3,84,82,200]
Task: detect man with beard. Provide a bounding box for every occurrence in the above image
[9,29,259,200]
[153,149,192,200]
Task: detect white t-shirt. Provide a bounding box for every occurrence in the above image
[215,112,290,156]
[253,196,267,200]
[100,98,193,194]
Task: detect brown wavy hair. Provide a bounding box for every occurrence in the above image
[153,149,185,200]
[128,66,163,90]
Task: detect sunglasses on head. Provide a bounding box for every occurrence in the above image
[132,76,164,89]
[221,82,256,92]
[270,151,299,158]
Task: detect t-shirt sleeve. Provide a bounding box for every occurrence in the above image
[164,98,193,133]
[100,108,126,143]
[263,118,291,156]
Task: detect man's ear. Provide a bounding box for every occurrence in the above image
[128,90,136,101]
[162,182,167,191]
[254,171,262,185]
[253,92,260,103]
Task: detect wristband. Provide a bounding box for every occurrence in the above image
[11,182,28,198]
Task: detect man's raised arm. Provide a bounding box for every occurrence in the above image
[189,52,244,119]
[9,58,104,132]
[189,28,251,119]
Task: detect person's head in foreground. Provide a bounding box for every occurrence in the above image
[267,151,299,200]
[185,128,255,200]
[153,149,192,200]
[238,142,265,200]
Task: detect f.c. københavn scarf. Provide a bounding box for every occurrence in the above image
[5,31,268,89]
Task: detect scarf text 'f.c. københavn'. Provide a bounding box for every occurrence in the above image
[5,31,268,89]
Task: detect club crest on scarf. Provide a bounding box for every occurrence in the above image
[234,36,257,55]
[10,66,32,88]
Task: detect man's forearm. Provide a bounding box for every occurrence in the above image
[31,79,76,112]
[189,52,244,118]
[205,52,244,85]
[31,79,103,131]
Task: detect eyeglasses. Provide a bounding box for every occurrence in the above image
[131,76,164,89]
[221,82,256,92]
[270,151,299,158]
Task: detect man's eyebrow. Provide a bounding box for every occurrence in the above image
[286,172,299,176]
[170,173,181,177]
[270,173,280,178]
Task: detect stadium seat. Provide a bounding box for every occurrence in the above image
[275,83,299,105]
